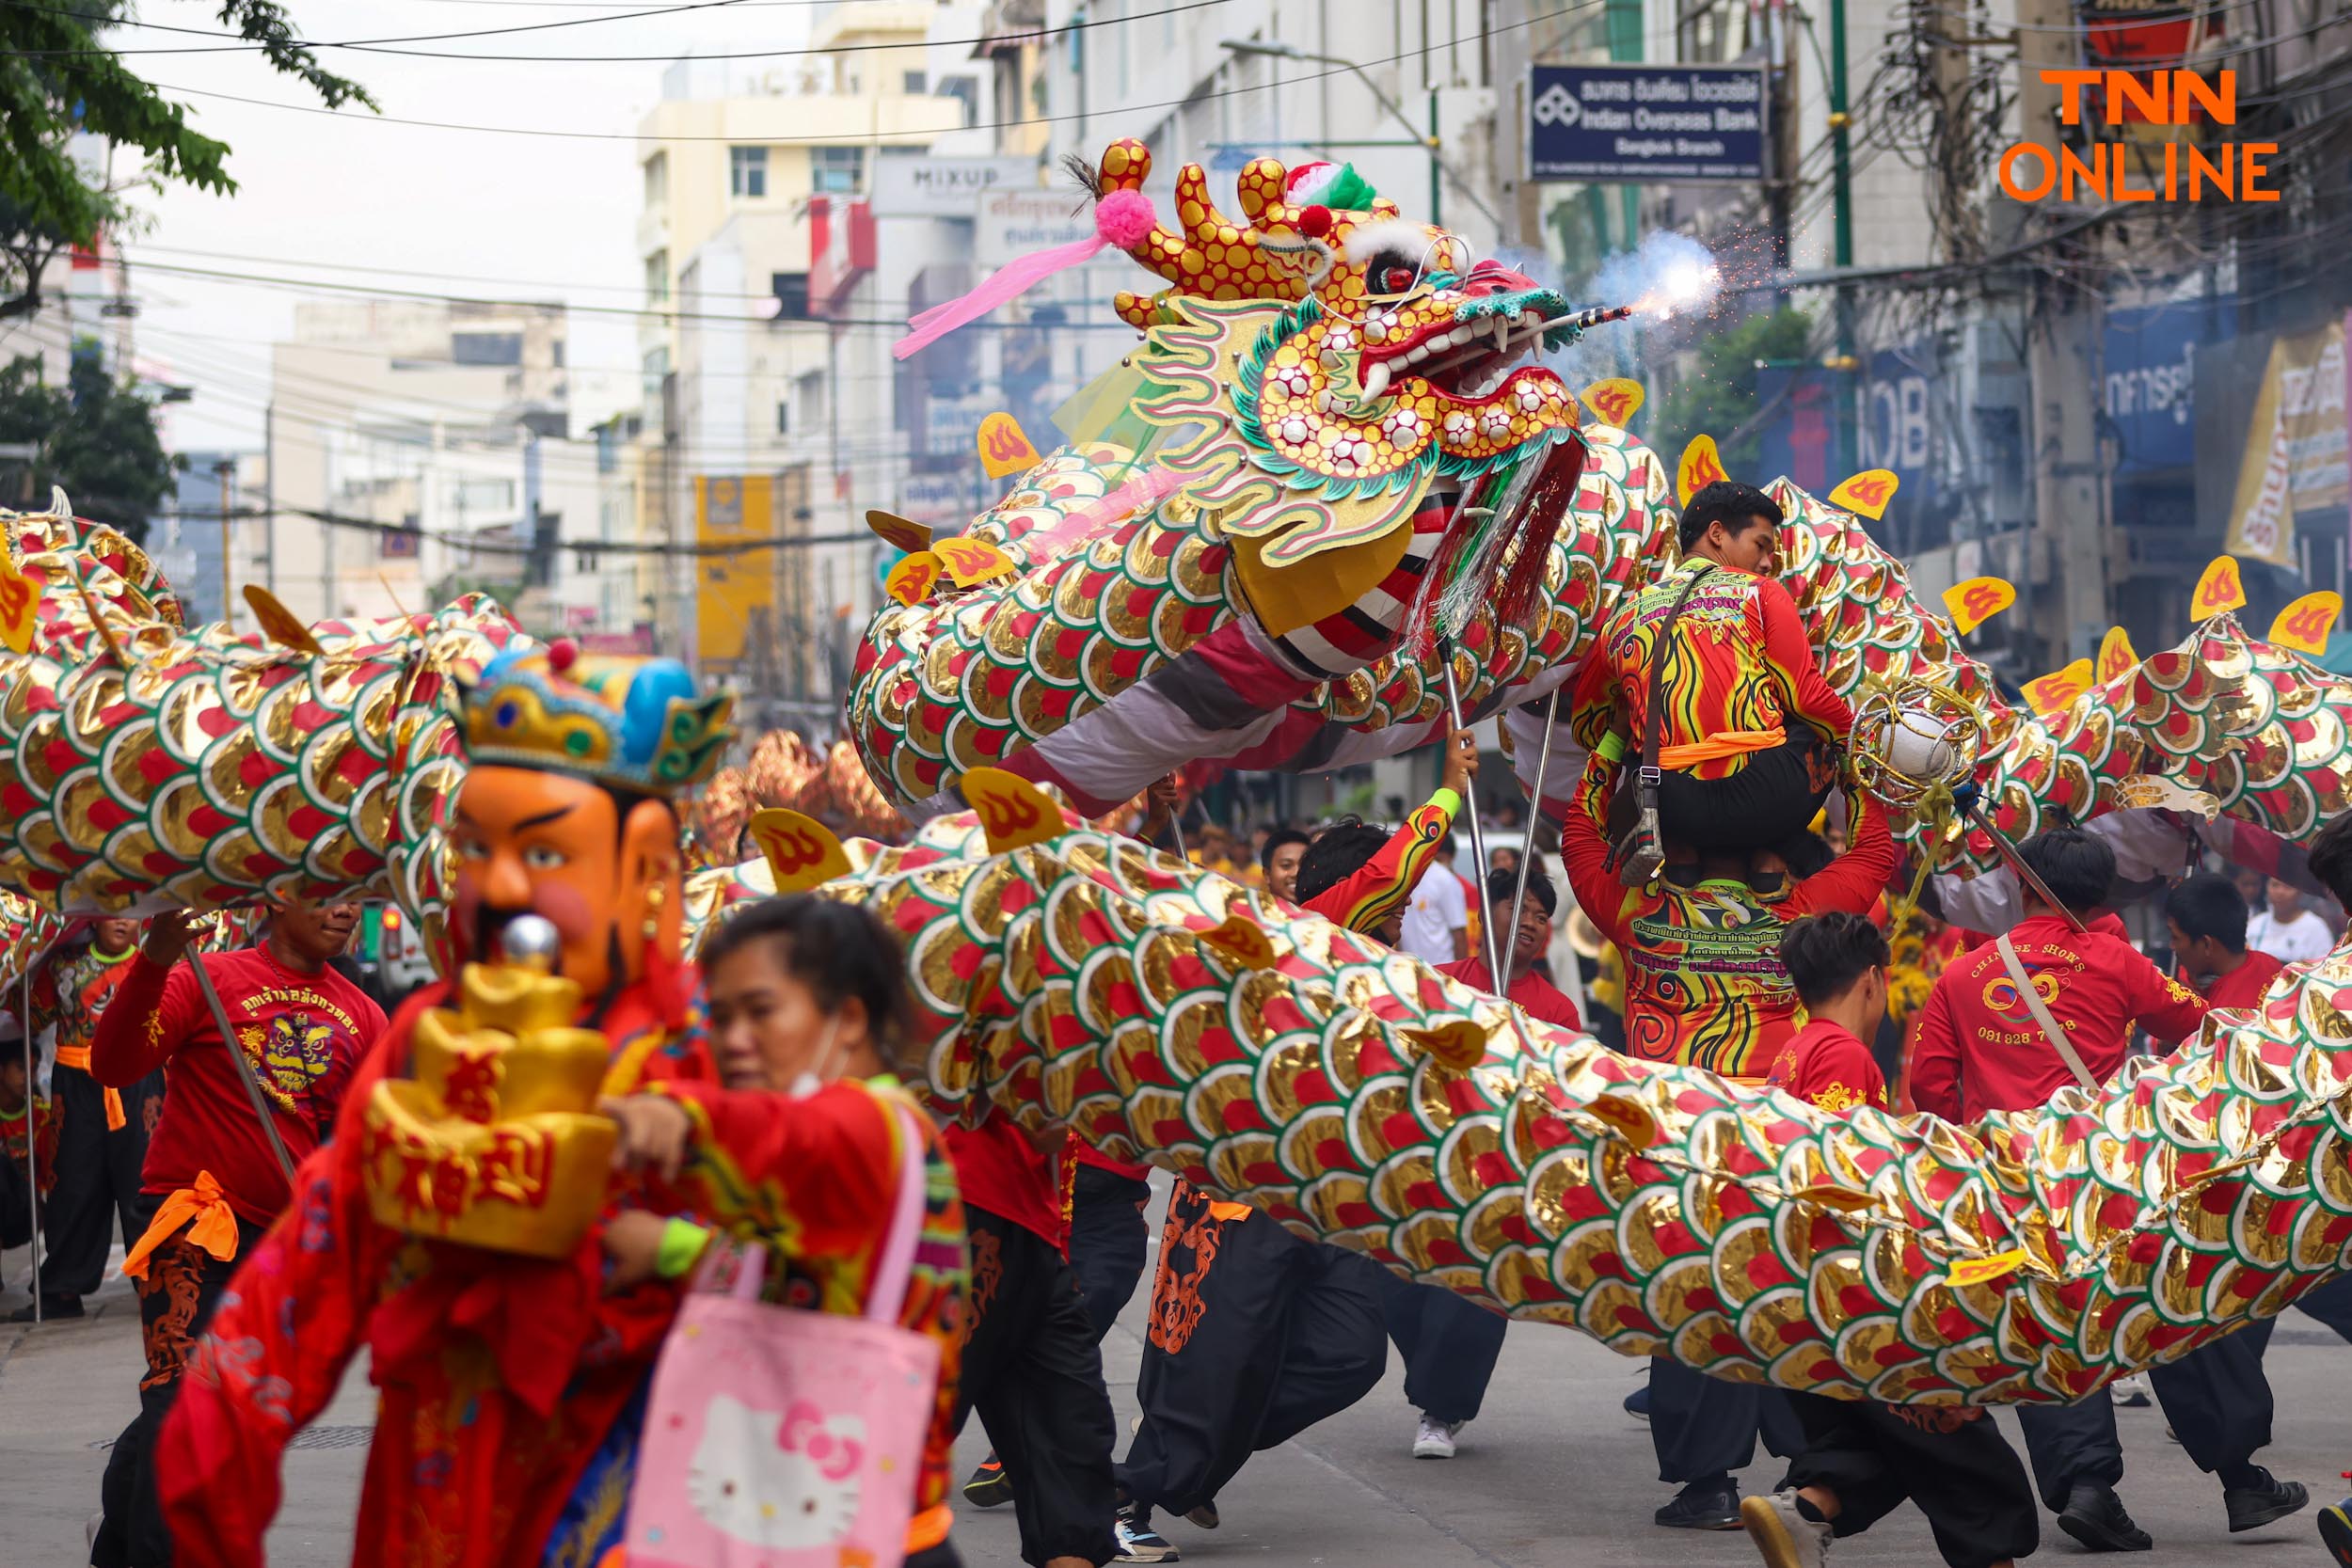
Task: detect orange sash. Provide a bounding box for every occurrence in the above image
[1656,725,1786,769]
[123,1170,241,1280]
[52,1045,124,1131]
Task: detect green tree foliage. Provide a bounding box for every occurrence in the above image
[0,2,372,315]
[1653,307,1817,481]
[0,350,180,540]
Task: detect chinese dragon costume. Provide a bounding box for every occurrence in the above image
[0,128,2346,1426]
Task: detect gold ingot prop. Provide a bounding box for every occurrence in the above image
[360,963,617,1259]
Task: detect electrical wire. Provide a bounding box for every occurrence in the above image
[135,0,1613,143]
[3,0,765,47]
[8,0,1230,61]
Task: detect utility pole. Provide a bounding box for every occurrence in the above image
[213,458,236,632]
[2014,0,2110,667]
[1826,0,1859,468]
[262,402,278,597]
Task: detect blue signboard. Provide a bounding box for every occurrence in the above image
[2105,300,2224,477]
[1528,64,1769,182]
[1753,345,1947,505]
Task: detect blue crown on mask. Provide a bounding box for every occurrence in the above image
[459,641,735,796]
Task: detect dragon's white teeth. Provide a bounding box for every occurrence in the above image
[1489,317,1509,352]
[1360,361,1391,401]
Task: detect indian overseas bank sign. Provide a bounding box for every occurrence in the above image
[1528,64,1769,182]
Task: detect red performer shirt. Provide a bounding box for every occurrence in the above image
[1303,786,1460,937]
[1562,790,1896,1078]
[1569,558,1855,780]
[90,946,385,1226]
[942,1112,1068,1251]
[2201,948,2286,1012]
[1437,956,1584,1030]
[1767,1018,1886,1113]
[1910,914,2208,1120]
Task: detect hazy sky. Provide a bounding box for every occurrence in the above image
[125,0,824,452]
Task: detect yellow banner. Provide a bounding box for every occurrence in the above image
[2224,318,2347,568]
[694,475,776,671]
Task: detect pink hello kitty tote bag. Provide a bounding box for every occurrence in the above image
[627,1105,941,1568]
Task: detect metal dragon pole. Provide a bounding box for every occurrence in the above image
[185,922,299,1185]
[19,966,38,1323]
[1438,640,1505,985]
[1502,681,1565,986]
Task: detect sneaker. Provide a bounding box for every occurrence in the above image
[1655,1477,1742,1529]
[961,1453,1012,1509]
[1183,1499,1219,1530]
[2223,1467,2309,1532]
[2319,1495,2352,1565]
[2109,1374,2152,1408]
[1114,1508,1180,1563]
[2056,1482,2154,1552]
[1740,1491,1833,1568]
[1413,1413,1462,1459]
[1624,1383,1651,1421]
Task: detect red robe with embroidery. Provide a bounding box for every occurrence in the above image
[155,970,716,1568]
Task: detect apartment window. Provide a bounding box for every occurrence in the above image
[810,146,865,195]
[450,331,521,367]
[771,271,810,319]
[644,249,669,304]
[936,73,979,126]
[643,150,667,207]
[901,70,927,95]
[730,145,769,198]
[795,369,825,433]
[776,401,790,436]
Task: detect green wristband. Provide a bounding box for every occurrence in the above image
[655,1217,712,1279]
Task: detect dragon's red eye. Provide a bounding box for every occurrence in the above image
[1380,265,1415,292]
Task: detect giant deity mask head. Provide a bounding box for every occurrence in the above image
[451,642,733,996]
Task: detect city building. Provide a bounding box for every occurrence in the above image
[262,298,589,633]
[624,2,988,721]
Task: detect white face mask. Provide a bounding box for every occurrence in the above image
[786,1015,846,1100]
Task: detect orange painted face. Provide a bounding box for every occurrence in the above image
[448,764,685,995]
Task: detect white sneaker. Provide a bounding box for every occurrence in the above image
[1412,1412,1462,1459]
[1740,1490,1832,1568]
[2110,1374,2152,1408]
[1115,1509,1181,1563]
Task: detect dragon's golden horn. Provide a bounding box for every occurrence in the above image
[1096,139,1192,289]
[1234,158,1294,227]
[1172,162,1255,257]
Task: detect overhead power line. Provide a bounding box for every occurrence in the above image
[5,0,1228,61]
[4,0,763,47]
[137,0,1611,143]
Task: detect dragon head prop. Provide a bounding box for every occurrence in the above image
[1089,140,1591,567]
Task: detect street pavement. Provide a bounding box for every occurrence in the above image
[5,1217,2345,1567]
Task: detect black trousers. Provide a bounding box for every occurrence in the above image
[954,1204,1119,1568]
[45,1065,160,1300]
[1648,1355,1804,1483]
[1118,1186,1387,1514]
[93,1195,264,1568]
[2017,1321,2274,1511]
[0,1130,30,1250]
[1068,1164,1152,1344]
[2296,1274,2352,1341]
[1654,730,1839,856]
[1784,1392,2039,1568]
[1374,1269,1507,1425]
